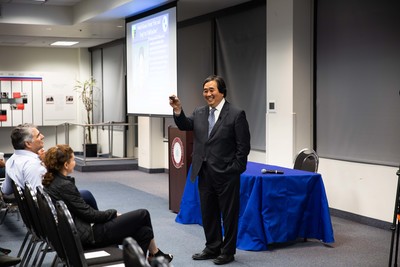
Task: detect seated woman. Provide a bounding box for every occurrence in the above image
[38,147,98,210]
[42,144,173,263]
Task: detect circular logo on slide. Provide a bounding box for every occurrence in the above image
[171,137,184,169]
[162,15,168,32]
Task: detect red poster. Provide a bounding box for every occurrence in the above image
[13,92,21,98]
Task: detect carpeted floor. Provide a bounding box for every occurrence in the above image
[0,169,394,266]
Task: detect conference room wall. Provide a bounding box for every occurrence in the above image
[319,158,397,223]
[0,46,92,154]
[0,0,395,225]
[266,0,396,224]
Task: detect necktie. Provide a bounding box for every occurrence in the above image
[208,108,216,137]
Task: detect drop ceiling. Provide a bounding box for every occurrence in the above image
[0,0,251,48]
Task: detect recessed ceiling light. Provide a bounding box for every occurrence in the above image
[50,41,79,47]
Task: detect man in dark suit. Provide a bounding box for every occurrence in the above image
[169,75,251,265]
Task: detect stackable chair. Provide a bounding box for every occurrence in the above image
[123,237,150,267]
[0,176,19,225]
[11,180,39,267]
[293,148,319,243]
[24,183,52,266]
[293,148,319,173]
[55,200,124,267]
[0,194,18,225]
[36,186,68,267]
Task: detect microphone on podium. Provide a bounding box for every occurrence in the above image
[261,168,284,174]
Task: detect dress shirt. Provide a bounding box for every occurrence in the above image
[211,98,225,122]
[1,149,46,195]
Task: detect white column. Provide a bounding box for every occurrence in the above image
[266,0,313,167]
[138,116,165,171]
[266,0,294,167]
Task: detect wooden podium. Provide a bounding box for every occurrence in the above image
[168,126,193,213]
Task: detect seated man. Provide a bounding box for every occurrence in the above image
[1,124,98,210]
[1,124,45,195]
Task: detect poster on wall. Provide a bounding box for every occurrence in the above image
[42,72,76,124]
[0,74,40,127]
[0,71,77,126]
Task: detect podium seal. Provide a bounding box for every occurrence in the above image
[171,137,184,169]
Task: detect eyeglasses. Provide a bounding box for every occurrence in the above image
[36,131,43,138]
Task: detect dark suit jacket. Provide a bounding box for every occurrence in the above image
[174,101,251,182]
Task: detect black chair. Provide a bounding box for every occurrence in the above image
[123,237,150,267]
[122,237,173,267]
[293,148,319,173]
[293,148,319,243]
[36,186,67,267]
[24,183,52,267]
[0,195,18,225]
[0,177,19,225]
[11,180,38,267]
[55,200,123,267]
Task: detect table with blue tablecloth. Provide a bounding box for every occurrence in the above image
[175,161,335,251]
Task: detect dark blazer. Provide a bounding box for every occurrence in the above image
[44,173,117,245]
[174,101,251,182]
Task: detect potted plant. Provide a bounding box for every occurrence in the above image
[74,77,97,157]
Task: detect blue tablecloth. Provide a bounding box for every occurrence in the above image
[175,161,335,251]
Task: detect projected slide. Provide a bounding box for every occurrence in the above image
[126,5,177,116]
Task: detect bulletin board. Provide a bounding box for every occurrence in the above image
[0,71,77,126]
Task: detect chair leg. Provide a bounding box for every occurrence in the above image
[17,231,31,258]
[19,235,34,267]
[33,242,49,267]
[21,236,39,267]
[30,241,45,267]
[0,202,19,224]
[51,254,60,267]
[0,207,9,224]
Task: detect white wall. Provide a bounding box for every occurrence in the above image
[319,158,397,222]
[0,45,130,159]
[266,0,313,167]
[266,0,295,167]
[0,46,91,153]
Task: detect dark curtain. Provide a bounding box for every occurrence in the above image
[316,0,400,166]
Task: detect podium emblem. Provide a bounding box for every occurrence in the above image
[171,137,184,169]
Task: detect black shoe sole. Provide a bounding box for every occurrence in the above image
[192,253,219,260]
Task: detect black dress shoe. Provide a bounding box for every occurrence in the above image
[213,254,234,265]
[148,248,173,264]
[0,248,11,255]
[192,251,220,260]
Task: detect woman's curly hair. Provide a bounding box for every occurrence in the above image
[42,144,74,187]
